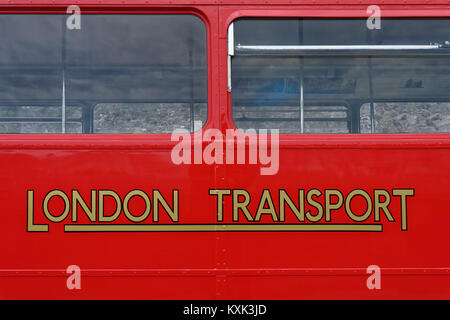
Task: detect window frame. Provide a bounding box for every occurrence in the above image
[223,7,450,145]
[227,16,450,135]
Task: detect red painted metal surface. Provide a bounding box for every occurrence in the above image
[0,0,449,299]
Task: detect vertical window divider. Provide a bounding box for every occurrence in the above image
[300,58,304,134]
[298,19,304,134]
[189,47,194,132]
[61,16,67,134]
[62,70,66,134]
[368,56,375,133]
[227,23,234,93]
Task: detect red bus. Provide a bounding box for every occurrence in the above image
[0,0,449,299]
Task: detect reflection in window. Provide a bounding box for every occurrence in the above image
[0,14,207,134]
[234,105,349,134]
[94,103,206,134]
[361,103,450,133]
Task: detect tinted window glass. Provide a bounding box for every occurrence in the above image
[0,105,82,133]
[0,14,207,134]
[94,103,206,134]
[231,18,450,134]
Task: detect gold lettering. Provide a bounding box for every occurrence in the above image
[43,190,70,223]
[345,189,372,222]
[98,190,122,222]
[392,189,414,230]
[305,189,323,222]
[374,190,394,222]
[72,190,96,222]
[27,190,48,232]
[325,189,343,222]
[232,189,253,222]
[123,190,151,223]
[255,189,278,222]
[153,190,179,222]
[209,189,231,222]
[279,189,304,222]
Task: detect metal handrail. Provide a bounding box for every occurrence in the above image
[236,44,445,51]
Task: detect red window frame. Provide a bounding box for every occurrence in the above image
[0,3,219,149]
[220,5,450,149]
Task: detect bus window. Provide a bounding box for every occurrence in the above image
[0,105,82,133]
[230,18,450,134]
[234,104,350,134]
[93,103,206,134]
[361,102,450,134]
[0,14,207,134]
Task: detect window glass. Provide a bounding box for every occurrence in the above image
[0,122,82,134]
[94,103,206,134]
[232,56,366,133]
[0,105,82,133]
[361,103,450,133]
[234,105,349,134]
[0,14,207,134]
[231,18,450,134]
